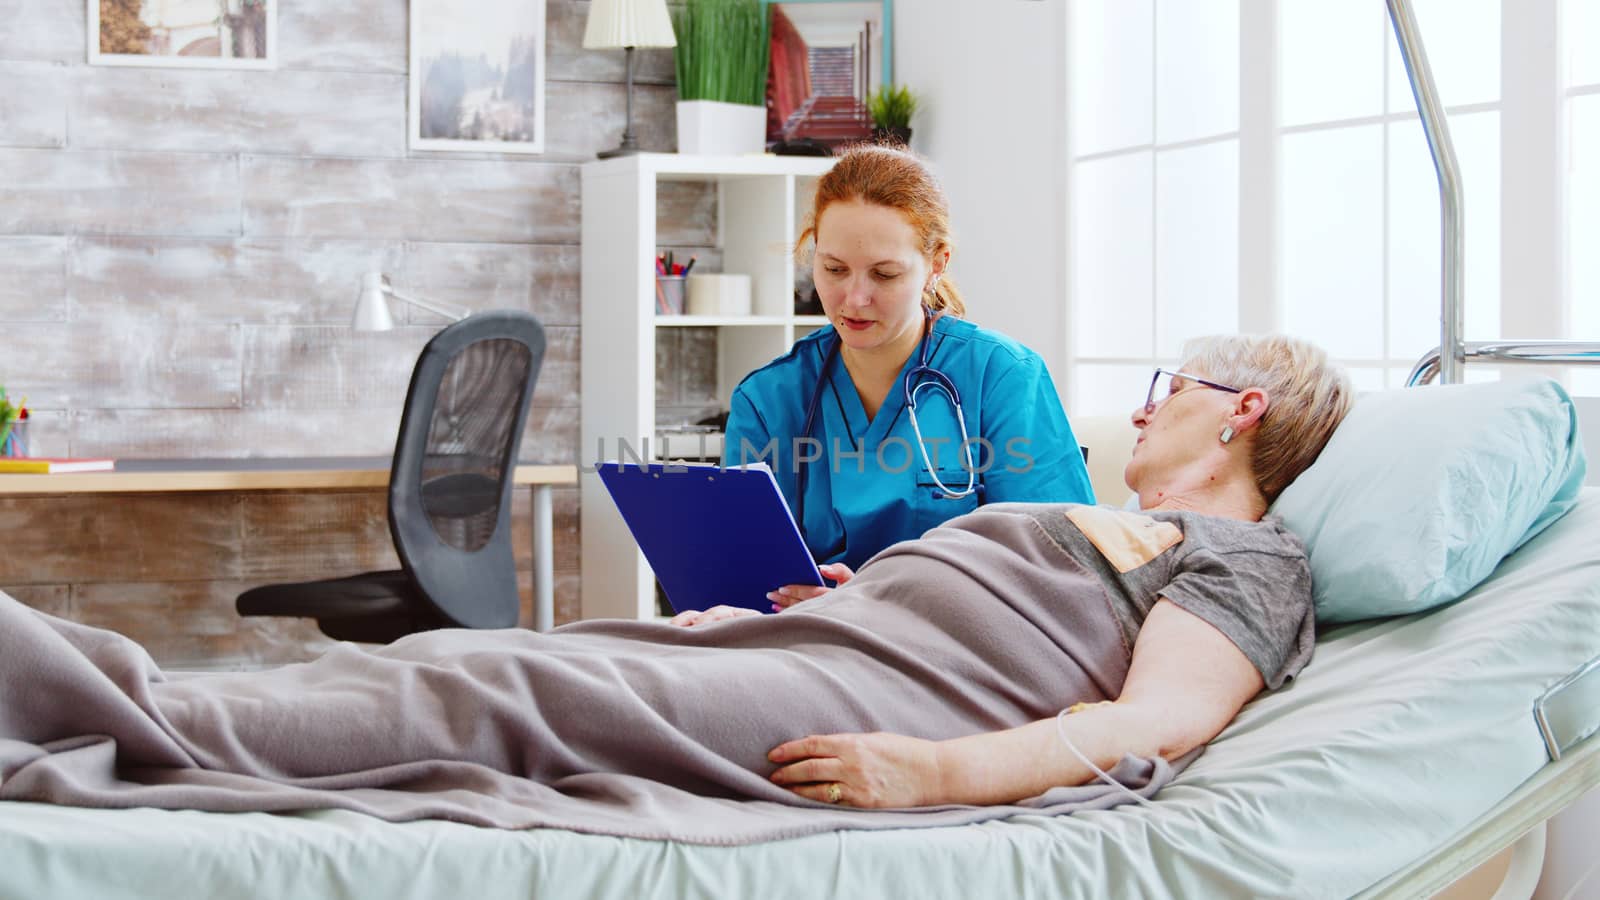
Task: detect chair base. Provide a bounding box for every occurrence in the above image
[237,570,451,644]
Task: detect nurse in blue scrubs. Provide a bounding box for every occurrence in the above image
[722,146,1094,607]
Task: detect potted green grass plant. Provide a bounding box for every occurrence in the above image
[673,0,769,155]
[867,83,918,147]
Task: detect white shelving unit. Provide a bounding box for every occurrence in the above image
[580,153,836,621]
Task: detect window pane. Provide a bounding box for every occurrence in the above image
[1155,140,1239,357]
[1155,0,1239,144]
[1385,367,1417,389]
[1568,0,1600,88]
[1280,125,1385,358]
[1071,363,1152,418]
[1572,95,1600,343]
[1345,367,1387,393]
[1570,370,1600,398]
[1384,0,1500,112]
[1280,1,1385,127]
[1072,0,1154,156]
[1388,112,1501,362]
[1073,153,1154,358]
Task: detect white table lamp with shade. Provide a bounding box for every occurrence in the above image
[583,0,677,158]
[351,272,470,331]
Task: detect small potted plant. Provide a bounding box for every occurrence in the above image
[867,83,918,148]
[673,0,769,156]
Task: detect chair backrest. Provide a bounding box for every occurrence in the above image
[388,311,545,629]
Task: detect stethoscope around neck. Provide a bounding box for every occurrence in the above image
[796,308,983,534]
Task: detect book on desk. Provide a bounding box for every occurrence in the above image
[596,461,823,614]
[0,457,115,475]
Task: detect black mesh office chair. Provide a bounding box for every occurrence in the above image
[238,311,545,643]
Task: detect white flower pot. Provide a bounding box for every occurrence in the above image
[675,100,766,156]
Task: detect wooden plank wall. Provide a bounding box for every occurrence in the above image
[0,0,719,668]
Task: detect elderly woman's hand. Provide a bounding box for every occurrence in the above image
[767,731,943,808]
[767,563,855,611]
[668,605,760,627]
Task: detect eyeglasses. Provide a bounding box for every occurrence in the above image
[1144,368,1242,414]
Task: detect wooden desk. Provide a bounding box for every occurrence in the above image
[0,458,579,631]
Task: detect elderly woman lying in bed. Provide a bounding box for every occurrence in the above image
[0,334,1350,824]
[679,332,1351,808]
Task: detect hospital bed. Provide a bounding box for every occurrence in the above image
[2,425,1595,899]
[4,2,1599,897]
[1,480,1597,900]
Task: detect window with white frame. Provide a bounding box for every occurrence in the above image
[1070,0,1241,416]
[1068,0,1592,417]
[1569,0,1600,394]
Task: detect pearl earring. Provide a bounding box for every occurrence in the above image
[1220,425,1235,444]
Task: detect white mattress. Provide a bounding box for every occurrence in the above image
[4,490,1598,900]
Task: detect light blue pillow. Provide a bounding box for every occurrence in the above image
[1270,377,1587,625]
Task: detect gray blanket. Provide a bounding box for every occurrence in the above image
[0,510,1179,844]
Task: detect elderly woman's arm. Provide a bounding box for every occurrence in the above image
[768,599,1265,807]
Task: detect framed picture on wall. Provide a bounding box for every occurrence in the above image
[764,0,891,150]
[88,0,276,69]
[409,0,547,154]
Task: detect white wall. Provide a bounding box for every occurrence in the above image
[1577,398,1600,486]
[895,0,1072,388]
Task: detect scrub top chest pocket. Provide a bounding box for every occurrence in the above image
[916,468,982,508]
[904,389,983,528]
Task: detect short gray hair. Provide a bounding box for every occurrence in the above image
[1180,334,1354,503]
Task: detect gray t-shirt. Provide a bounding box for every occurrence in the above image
[983,502,1315,689]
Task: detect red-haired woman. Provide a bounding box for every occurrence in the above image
[721,145,1095,610]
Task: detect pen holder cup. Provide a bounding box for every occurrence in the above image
[655,275,687,316]
[0,421,28,458]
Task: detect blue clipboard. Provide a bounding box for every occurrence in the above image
[597,462,824,614]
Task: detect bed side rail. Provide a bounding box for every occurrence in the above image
[1407,342,1600,386]
[1360,652,1600,898]
[1356,730,1600,899]
[1536,652,1600,763]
